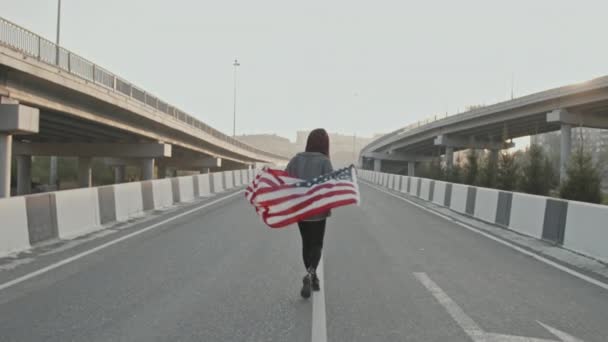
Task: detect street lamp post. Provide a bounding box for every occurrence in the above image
[50,0,62,188]
[232,59,240,137]
[55,0,61,64]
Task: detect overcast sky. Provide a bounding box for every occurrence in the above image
[3,1,607,141]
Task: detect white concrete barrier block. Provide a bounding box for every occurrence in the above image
[473,187,499,223]
[55,188,101,239]
[234,170,242,187]
[241,169,249,185]
[0,197,30,257]
[508,192,546,239]
[400,176,409,193]
[196,174,211,196]
[178,176,195,202]
[563,201,608,263]
[433,181,447,205]
[248,169,254,182]
[152,179,173,209]
[420,179,431,200]
[388,174,395,189]
[212,172,224,193]
[449,183,468,214]
[224,171,234,189]
[383,173,389,187]
[114,182,144,222]
[409,177,419,196]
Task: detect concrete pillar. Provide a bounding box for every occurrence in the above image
[560,124,572,182]
[49,156,58,189]
[142,158,155,180]
[445,147,454,170]
[408,161,416,176]
[0,133,12,198]
[78,157,93,188]
[373,159,382,172]
[113,165,126,184]
[16,155,31,195]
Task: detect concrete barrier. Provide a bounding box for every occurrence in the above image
[241,169,249,185]
[98,186,116,224]
[433,181,447,206]
[233,171,241,187]
[195,174,211,196]
[212,172,224,193]
[563,201,608,263]
[54,188,101,239]
[449,184,468,214]
[152,179,173,209]
[473,187,499,223]
[225,171,235,189]
[388,174,395,189]
[177,176,195,202]
[408,177,419,196]
[248,169,254,182]
[508,192,546,239]
[114,182,144,222]
[420,179,431,201]
[25,193,57,244]
[0,197,30,257]
[400,176,408,193]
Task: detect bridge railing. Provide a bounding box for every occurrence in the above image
[0,16,286,161]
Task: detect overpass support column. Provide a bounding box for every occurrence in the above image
[445,147,454,170]
[408,161,415,176]
[0,102,39,198]
[113,165,126,184]
[560,124,572,182]
[141,158,155,180]
[16,155,31,195]
[373,159,382,172]
[0,133,12,198]
[78,157,93,188]
[50,156,58,189]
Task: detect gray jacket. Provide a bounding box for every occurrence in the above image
[285,152,334,221]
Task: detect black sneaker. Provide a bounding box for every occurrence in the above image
[301,274,312,299]
[311,272,320,292]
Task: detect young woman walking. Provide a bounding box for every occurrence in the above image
[285,129,333,298]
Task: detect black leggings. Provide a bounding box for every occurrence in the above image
[297,220,326,271]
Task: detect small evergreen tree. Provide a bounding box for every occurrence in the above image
[559,147,602,203]
[519,144,552,195]
[463,149,479,185]
[478,151,498,188]
[496,152,518,191]
[447,155,463,183]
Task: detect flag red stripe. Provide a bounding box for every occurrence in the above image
[264,199,358,228]
[262,189,358,218]
[256,182,356,206]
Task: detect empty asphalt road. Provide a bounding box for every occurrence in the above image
[0,183,607,341]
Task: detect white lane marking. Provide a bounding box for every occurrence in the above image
[413,272,486,341]
[414,272,583,342]
[312,257,327,342]
[0,191,244,293]
[364,182,608,292]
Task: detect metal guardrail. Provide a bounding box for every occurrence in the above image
[0,16,286,161]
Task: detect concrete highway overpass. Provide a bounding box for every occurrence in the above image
[0,17,287,198]
[360,75,608,178]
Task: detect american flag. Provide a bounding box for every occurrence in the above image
[245,165,360,228]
